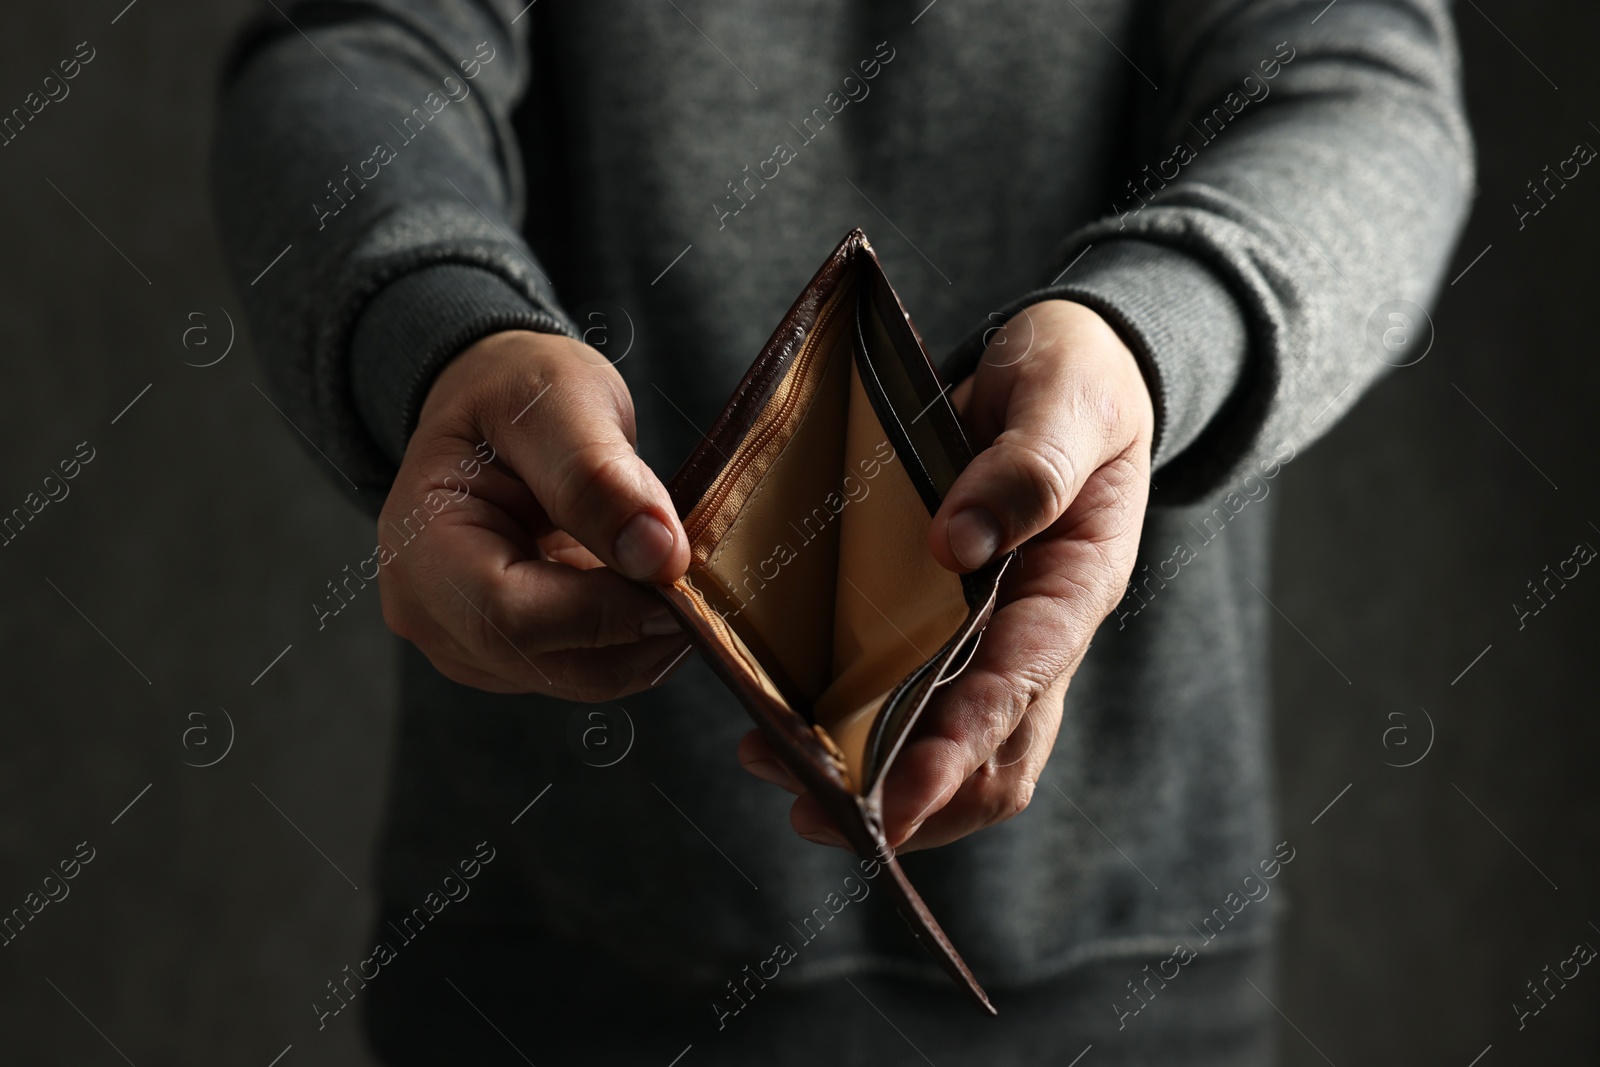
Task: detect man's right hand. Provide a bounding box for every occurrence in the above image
[375,329,692,700]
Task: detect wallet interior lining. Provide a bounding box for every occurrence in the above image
[680,266,968,790]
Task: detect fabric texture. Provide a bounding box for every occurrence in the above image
[359,904,1277,1066]
[211,0,1473,1045]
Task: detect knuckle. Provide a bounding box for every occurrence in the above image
[997,430,1076,522]
[998,775,1038,825]
[973,703,1015,755]
[376,570,425,646]
[453,583,526,664]
[461,602,505,659]
[995,653,1058,709]
[1040,554,1124,638]
[957,673,1027,752]
[379,594,413,642]
[947,673,1047,772]
[966,764,1036,830]
[985,766,1037,828]
[552,443,637,516]
[1084,539,1133,618]
[584,589,634,649]
[992,711,1039,770]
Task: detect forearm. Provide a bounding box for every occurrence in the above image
[211,1,572,511]
[947,0,1474,502]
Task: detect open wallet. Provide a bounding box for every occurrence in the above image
[653,228,1015,1015]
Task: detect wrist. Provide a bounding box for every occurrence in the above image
[947,240,1249,483]
[349,265,572,468]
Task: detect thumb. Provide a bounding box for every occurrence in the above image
[932,418,1097,573]
[478,335,690,583]
[928,304,1146,572]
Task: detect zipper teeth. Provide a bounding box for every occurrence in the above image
[685,579,739,650]
[686,294,846,545]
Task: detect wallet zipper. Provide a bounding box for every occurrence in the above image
[684,292,847,547]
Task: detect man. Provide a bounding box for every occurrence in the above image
[214,1,1471,1062]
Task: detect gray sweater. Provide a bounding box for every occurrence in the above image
[213,0,1471,999]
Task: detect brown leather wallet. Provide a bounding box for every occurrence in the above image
[655,228,1013,1015]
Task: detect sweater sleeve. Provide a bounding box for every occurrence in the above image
[211,0,576,514]
[943,0,1475,503]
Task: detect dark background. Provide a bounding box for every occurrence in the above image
[0,2,1594,1064]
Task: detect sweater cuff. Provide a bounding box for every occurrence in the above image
[945,240,1249,473]
[349,263,574,467]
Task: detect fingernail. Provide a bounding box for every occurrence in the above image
[742,759,795,789]
[641,607,682,636]
[801,830,848,849]
[614,512,675,579]
[948,507,1002,570]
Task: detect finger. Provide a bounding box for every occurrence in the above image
[788,792,849,849]
[949,375,975,419]
[785,693,1061,852]
[389,538,691,698]
[876,590,1078,846]
[382,516,686,694]
[536,529,606,569]
[392,417,559,554]
[552,637,697,697]
[929,310,1146,573]
[737,729,806,795]
[895,696,1062,852]
[415,635,691,700]
[482,339,690,582]
[880,475,1141,843]
[435,512,680,637]
[789,478,1135,848]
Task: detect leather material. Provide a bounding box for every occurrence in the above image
[654,229,1014,1015]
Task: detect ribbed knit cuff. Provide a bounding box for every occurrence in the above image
[944,240,1249,473]
[349,263,575,466]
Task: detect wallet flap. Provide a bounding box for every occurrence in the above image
[843,243,1013,795]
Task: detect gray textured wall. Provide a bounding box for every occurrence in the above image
[1271,4,1600,1060]
[0,3,1593,1065]
[0,4,392,1065]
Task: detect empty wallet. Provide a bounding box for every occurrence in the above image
[654,228,1014,1015]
